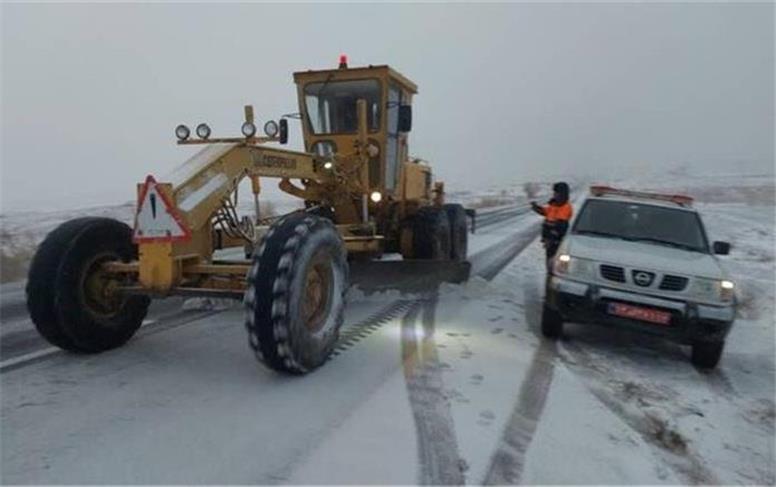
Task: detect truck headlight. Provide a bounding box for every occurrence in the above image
[553,255,594,279]
[554,254,571,274]
[720,280,735,302]
[692,278,735,303]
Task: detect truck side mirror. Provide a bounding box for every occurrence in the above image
[279,119,288,144]
[713,241,731,255]
[399,105,412,132]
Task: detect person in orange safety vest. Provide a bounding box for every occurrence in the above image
[531,182,573,262]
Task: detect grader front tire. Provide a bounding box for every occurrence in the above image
[26,217,150,353]
[243,213,348,374]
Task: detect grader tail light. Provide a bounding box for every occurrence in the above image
[26,61,474,376]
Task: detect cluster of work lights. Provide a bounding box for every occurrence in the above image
[175,120,281,141]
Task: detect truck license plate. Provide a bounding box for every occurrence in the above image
[607,302,672,325]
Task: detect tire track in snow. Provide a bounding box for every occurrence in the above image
[483,281,557,485]
[483,277,722,485]
[402,293,467,485]
[397,218,540,485]
[482,340,557,485]
[558,340,720,485]
[700,368,738,399]
[391,218,541,485]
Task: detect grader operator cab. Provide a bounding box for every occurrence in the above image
[26,58,473,374]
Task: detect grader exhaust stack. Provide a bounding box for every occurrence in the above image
[26,58,474,375]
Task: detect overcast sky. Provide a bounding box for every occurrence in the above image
[2,2,773,211]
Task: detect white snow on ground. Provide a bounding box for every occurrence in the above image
[0,172,773,484]
[281,173,775,484]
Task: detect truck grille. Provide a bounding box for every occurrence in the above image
[600,264,626,283]
[659,274,689,291]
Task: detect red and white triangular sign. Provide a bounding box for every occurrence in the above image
[133,175,191,243]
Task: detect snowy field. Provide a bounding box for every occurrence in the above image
[0,172,774,484]
[0,198,304,283]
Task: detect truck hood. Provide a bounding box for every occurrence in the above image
[564,235,724,279]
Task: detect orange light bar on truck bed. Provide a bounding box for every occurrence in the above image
[589,185,694,207]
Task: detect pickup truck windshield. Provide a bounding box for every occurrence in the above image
[573,199,709,253]
[304,79,381,135]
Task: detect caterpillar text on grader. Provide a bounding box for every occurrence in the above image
[26,57,473,374]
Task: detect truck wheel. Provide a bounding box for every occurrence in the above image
[541,304,564,339]
[413,207,451,260]
[444,203,468,262]
[691,340,724,369]
[244,212,348,374]
[26,217,150,352]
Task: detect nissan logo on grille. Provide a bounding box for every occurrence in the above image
[632,270,655,287]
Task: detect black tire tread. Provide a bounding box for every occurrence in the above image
[27,217,150,353]
[244,212,348,374]
[26,218,100,352]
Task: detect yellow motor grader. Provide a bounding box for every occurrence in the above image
[26,57,472,374]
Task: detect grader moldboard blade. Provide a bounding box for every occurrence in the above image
[350,260,471,294]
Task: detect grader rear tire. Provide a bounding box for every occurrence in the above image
[413,207,451,260]
[444,203,468,262]
[26,217,150,352]
[243,212,348,374]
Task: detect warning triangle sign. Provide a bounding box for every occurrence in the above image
[133,175,192,243]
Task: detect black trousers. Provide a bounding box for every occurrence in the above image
[545,239,561,260]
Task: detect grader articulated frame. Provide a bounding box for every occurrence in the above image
[26,59,473,374]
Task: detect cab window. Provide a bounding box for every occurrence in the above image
[304,79,381,135]
[385,85,402,191]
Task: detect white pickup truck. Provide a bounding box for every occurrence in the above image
[543,186,736,369]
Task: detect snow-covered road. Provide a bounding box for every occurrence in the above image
[1,182,774,484]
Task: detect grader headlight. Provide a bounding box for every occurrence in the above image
[195,123,211,140]
[241,121,257,138]
[175,124,190,141]
[264,120,279,138]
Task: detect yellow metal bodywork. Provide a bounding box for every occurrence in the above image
[138,242,177,292]
[117,63,442,296]
[293,65,417,198]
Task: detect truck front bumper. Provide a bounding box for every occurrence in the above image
[546,276,735,344]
